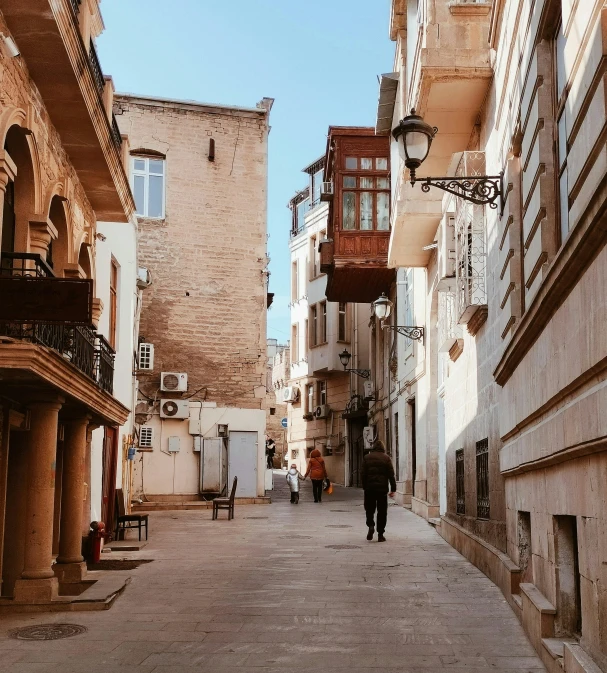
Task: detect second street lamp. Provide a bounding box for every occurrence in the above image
[339,349,370,379]
[372,293,424,343]
[392,109,503,212]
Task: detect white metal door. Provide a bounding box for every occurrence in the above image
[228,431,258,498]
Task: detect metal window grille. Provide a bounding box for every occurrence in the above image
[138,343,154,370]
[438,289,462,351]
[88,39,105,95]
[455,152,487,323]
[139,426,153,448]
[456,449,465,514]
[476,438,490,519]
[69,0,81,15]
[111,114,123,148]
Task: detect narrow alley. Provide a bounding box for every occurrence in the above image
[0,476,545,673]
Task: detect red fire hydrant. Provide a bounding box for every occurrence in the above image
[89,521,105,563]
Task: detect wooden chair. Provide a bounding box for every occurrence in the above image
[212,477,237,520]
[115,488,149,541]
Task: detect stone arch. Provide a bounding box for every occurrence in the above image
[3,123,42,256]
[47,193,72,277]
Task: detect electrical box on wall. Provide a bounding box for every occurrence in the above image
[363,426,375,449]
[193,436,202,452]
[217,424,229,437]
[168,436,180,452]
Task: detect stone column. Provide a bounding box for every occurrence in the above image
[54,416,91,583]
[13,397,63,603]
[28,219,58,261]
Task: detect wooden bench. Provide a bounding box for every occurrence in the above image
[115,488,149,541]
[212,477,237,520]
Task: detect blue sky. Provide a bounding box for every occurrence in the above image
[97,0,394,342]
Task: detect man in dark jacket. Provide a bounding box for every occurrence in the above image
[361,439,396,542]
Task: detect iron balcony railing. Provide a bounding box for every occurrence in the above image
[68,0,81,16]
[111,114,123,149]
[88,39,105,95]
[0,251,55,278]
[0,253,115,394]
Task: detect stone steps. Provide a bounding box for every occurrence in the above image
[132,497,271,512]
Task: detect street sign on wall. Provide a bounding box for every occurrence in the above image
[281,417,288,429]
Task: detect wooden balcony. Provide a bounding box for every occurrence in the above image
[322,127,395,303]
[0,0,134,222]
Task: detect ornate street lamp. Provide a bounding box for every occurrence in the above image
[392,109,503,211]
[339,348,370,379]
[372,293,424,342]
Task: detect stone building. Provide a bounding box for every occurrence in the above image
[116,94,273,501]
[265,338,288,467]
[333,1,607,671]
[0,0,137,606]
[285,157,371,485]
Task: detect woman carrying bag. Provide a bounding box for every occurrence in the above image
[304,448,328,503]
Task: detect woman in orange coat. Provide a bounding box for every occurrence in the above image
[304,448,328,503]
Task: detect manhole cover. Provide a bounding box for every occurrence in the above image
[325,544,361,550]
[245,516,269,520]
[325,524,352,528]
[9,624,87,641]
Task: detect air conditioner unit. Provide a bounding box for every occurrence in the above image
[315,404,330,419]
[138,343,154,371]
[136,266,152,289]
[363,381,374,400]
[320,182,334,202]
[161,372,188,392]
[139,426,154,448]
[437,213,456,288]
[363,426,375,449]
[282,386,299,403]
[160,399,190,419]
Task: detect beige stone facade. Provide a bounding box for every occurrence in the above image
[362,1,607,671]
[0,0,134,606]
[117,94,272,499]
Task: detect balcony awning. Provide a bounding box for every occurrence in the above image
[375,73,399,136]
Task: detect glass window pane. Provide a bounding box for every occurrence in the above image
[133,159,145,171]
[377,177,389,189]
[360,177,374,188]
[560,168,569,243]
[558,113,567,168]
[361,158,372,170]
[342,192,356,230]
[345,157,357,169]
[360,192,373,230]
[148,175,164,218]
[377,192,390,230]
[556,22,566,101]
[149,159,164,175]
[376,158,388,170]
[133,175,145,215]
[343,176,356,188]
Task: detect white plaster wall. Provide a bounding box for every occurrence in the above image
[90,219,139,522]
[133,403,266,497]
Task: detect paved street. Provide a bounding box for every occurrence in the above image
[0,473,546,673]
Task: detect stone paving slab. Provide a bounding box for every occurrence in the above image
[0,474,545,672]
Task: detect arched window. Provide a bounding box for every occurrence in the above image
[130,150,165,218]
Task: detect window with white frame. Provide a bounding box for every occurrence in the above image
[318,380,327,406]
[132,156,165,218]
[338,302,347,341]
[404,269,414,351]
[306,384,314,414]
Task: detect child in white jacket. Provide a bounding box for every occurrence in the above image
[286,464,305,504]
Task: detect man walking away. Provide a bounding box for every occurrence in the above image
[361,439,396,542]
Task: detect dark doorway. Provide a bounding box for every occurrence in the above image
[1,180,15,255]
[409,399,416,496]
[101,427,119,539]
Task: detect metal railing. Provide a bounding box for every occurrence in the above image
[68,0,81,16]
[88,39,105,95]
[456,449,465,514]
[111,114,123,149]
[0,254,115,394]
[95,334,115,394]
[0,252,54,278]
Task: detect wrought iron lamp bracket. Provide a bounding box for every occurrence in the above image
[411,172,504,214]
[382,324,425,342]
[344,367,371,379]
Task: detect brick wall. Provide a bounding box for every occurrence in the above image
[116,96,269,408]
